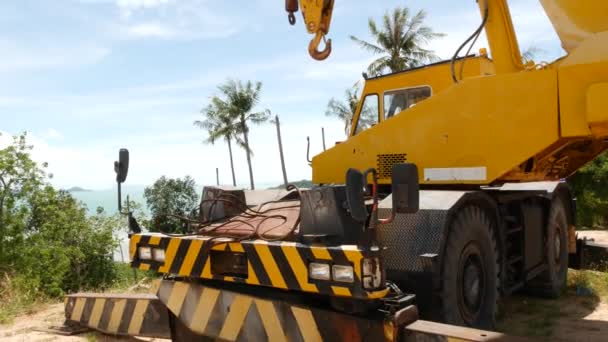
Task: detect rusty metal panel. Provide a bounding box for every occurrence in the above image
[64,293,170,339]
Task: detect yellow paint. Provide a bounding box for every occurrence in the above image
[139,263,150,271]
[219,295,253,341]
[314,69,559,185]
[558,32,608,137]
[128,300,149,335]
[229,242,244,253]
[178,239,202,276]
[541,0,608,52]
[254,242,288,289]
[586,83,608,137]
[201,258,212,279]
[158,238,181,273]
[367,287,391,299]
[189,287,220,334]
[255,299,288,342]
[310,246,332,260]
[129,234,141,261]
[246,261,260,285]
[330,286,352,297]
[341,249,363,281]
[148,236,161,245]
[106,299,127,333]
[211,243,228,251]
[166,281,190,315]
[88,298,106,328]
[70,298,86,321]
[291,307,322,342]
[479,0,523,74]
[281,242,318,292]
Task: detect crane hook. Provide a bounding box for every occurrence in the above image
[308,31,332,61]
[285,0,298,25]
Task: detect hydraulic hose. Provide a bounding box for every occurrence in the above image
[450,0,489,83]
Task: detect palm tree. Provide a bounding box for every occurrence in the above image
[215,79,270,190]
[325,83,375,137]
[521,46,544,64]
[194,99,243,187]
[350,7,445,76]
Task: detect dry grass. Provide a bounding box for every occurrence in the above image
[497,269,608,339]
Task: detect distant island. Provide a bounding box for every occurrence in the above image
[269,179,313,189]
[66,186,91,192]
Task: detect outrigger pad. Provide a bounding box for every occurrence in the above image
[156,279,388,341]
[63,293,170,339]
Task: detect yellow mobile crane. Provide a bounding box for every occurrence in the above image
[61,0,608,341]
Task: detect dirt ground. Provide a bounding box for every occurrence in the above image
[0,293,606,342]
[0,303,168,342]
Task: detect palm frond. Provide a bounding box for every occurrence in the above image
[354,6,444,74]
[349,35,385,55]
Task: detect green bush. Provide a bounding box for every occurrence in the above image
[0,133,119,301]
[144,175,199,234]
[569,151,608,228]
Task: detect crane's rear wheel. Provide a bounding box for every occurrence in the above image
[528,197,568,298]
[441,206,499,329]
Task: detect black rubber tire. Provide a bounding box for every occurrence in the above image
[441,206,499,329]
[529,197,568,298]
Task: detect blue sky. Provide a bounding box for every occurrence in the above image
[1,0,564,190]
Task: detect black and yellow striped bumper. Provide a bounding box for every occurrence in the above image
[63,293,170,338]
[129,233,388,299]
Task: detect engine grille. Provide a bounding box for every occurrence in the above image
[377,154,407,179]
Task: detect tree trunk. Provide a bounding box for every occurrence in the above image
[227,138,237,187]
[275,115,288,188]
[241,119,255,190]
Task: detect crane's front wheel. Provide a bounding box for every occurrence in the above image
[441,206,499,329]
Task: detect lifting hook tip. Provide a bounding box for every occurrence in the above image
[308,33,332,61]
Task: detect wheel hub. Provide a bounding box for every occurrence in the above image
[458,243,486,323]
[464,262,482,308]
[554,229,561,262]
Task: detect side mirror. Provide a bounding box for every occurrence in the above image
[391,163,419,214]
[114,149,129,183]
[345,168,368,222]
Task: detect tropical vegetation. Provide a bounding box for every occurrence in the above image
[143,176,199,234]
[350,6,445,76]
[0,133,127,322]
[325,82,376,137]
[195,79,270,190]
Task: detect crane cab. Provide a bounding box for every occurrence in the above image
[351,55,495,137]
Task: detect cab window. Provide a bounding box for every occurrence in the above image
[354,94,379,135]
[384,86,431,119]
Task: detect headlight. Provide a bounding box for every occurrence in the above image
[362,257,382,289]
[309,262,331,280]
[152,248,165,262]
[332,265,354,283]
[138,246,152,260]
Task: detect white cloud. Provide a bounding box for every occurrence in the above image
[116,0,172,18]
[45,128,64,140]
[0,41,110,72]
[113,0,240,40]
[127,22,175,38]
